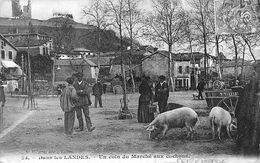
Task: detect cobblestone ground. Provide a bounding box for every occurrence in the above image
[0,91,246,162]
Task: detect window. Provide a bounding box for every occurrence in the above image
[186,66,189,73]
[178,66,182,74]
[45,47,49,55]
[9,51,12,59]
[43,47,46,55]
[1,50,5,59]
[1,41,4,48]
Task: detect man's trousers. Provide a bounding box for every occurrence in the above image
[75,105,92,131]
[94,95,103,108]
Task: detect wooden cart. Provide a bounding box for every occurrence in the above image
[205,89,239,112]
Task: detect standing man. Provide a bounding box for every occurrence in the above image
[197,78,205,100]
[155,75,169,113]
[60,77,78,135]
[73,72,95,132]
[92,79,103,108]
[0,80,5,130]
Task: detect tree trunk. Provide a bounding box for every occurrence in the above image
[0,106,3,131]
[231,35,238,81]
[168,44,174,92]
[215,35,222,79]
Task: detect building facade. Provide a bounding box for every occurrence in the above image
[0,34,22,92]
[3,33,53,56]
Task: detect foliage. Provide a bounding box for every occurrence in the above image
[15,52,53,79]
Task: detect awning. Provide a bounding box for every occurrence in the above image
[1,60,20,68]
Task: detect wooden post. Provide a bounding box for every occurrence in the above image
[0,105,3,131]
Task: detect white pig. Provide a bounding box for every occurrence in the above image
[144,107,199,139]
[209,106,235,140]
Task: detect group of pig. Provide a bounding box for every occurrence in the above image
[144,106,237,140]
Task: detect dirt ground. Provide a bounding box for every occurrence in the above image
[0,91,253,162]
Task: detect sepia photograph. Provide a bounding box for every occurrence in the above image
[0,0,260,162]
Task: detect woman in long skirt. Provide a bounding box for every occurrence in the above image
[138,76,154,123]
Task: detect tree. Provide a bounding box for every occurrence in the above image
[106,0,132,119]
[51,16,76,54]
[122,0,143,92]
[83,0,110,68]
[187,0,215,81]
[143,0,186,91]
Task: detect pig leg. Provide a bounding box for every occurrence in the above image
[211,118,215,139]
[161,124,168,138]
[226,125,231,139]
[217,125,222,140]
[185,126,193,139]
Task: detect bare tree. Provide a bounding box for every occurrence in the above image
[83,0,110,68]
[51,15,75,54]
[187,0,215,82]
[122,0,143,92]
[106,0,132,119]
[143,0,186,91]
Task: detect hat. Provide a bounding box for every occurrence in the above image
[66,77,74,85]
[75,72,83,78]
[159,75,166,80]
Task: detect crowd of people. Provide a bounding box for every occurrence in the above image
[59,73,207,134]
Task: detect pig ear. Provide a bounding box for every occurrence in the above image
[146,125,154,131]
[143,125,149,129]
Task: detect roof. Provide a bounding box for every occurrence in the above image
[142,51,216,62]
[54,59,97,67]
[1,60,20,68]
[142,50,172,61]
[172,52,214,61]
[72,48,91,52]
[0,34,18,51]
[112,50,146,65]
[3,33,51,38]
[222,59,253,67]
[9,38,51,47]
[88,57,111,66]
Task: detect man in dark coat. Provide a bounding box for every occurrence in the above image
[92,79,103,108]
[197,78,205,100]
[0,80,5,130]
[73,72,95,132]
[155,75,169,113]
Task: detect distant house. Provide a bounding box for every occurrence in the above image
[142,50,170,80]
[142,51,218,90]
[0,34,23,92]
[53,50,98,85]
[110,49,149,78]
[3,33,53,56]
[173,52,218,89]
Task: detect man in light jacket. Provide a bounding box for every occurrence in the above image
[60,77,78,135]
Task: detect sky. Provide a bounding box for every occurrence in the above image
[0,0,259,60]
[0,0,154,23]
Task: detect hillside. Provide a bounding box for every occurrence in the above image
[0,17,124,52]
[0,17,94,30]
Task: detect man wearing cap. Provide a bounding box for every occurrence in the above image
[154,75,169,113]
[73,72,95,132]
[92,79,103,108]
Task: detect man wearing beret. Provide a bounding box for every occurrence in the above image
[73,72,95,132]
